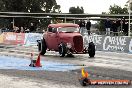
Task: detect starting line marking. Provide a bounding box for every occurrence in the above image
[0,55,80,71]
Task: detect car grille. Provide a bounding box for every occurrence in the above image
[73,36,83,52]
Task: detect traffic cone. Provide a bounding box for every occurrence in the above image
[35,53,42,67]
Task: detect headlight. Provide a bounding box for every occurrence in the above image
[67,43,72,48]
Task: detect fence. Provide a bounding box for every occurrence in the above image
[0,32,42,46]
[1,31,132,53]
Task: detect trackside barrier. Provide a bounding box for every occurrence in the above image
[1,32,132,53]
[1,32,25,45]
[83,34,132,53]
[0,33,4,43]
[24,33,42,46]
[0,32,43,46]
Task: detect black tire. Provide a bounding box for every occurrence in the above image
[40,39,47,55]
[38,40,41,52]
[66,53,74,57]
[58,43,66,57]
[80,78,91,86]
[88,42,95,57]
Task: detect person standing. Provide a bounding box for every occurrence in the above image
[79,20,86,34]
[30,23,35,32]
[123,21,128,36]
[105,18,111,35]
[111,20,118,36]
[86,19,91,35]
[79,20,85,28]
[116,18,121,33]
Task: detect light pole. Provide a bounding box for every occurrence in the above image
[128,0,132,36]
[13,18,15,28]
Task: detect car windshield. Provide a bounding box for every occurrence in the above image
[57,27,79,32]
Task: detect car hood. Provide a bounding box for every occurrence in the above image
[58,32,82,38]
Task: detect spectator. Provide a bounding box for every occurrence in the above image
[105,18,111,35]
[79,20,86,34]
[20,27,25,33]
[13,26,20,33]
[123,21,128,36]
[116,18,121,32]
[79,20,85,28]
[111,20,118,36]
[86,19,91,35]
[25,27,30,33]
[30,23,35,32]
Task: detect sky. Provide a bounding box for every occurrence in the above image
[56,0,128,14]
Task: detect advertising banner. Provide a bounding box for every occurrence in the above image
[24,33,42,46]
[0,33,4,43]
[3,32,17,44]
[82,33,132,53]
[3,32,25,45]
[15,33,25,44]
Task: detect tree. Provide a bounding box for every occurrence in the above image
[109,4,128,14]
[0,0,61,30]
[68,6,84,24]
[52,5,61,13]
[69,6,84,14]
[96,12,106,34]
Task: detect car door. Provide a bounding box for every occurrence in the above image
[47,27,59,50]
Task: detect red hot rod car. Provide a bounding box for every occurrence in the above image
[38,23,95,57]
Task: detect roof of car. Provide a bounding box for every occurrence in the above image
[48,23,79,28]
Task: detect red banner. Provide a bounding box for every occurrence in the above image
[3,32,25,45]
[15,33,25,44]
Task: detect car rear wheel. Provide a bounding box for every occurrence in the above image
[58,43,66,57]
[88,42,95,57]
[39,39,47,55]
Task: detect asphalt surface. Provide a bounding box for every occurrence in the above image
[0,44,132,88]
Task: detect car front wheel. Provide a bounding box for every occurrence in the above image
[39,39,47,55]
[58,43,66,57]
[88,42,95,57]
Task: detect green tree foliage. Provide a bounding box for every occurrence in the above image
[96,12,106,33]
[0,0,61,30]
[1,0,59,12]
[52,5,61,13]
[68,6,84,24]
[3,0,25,12]
[109,4,128,14]
[69,6,84,14]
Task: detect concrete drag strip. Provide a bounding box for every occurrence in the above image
[0,74,80,88]
[0,69,131,88]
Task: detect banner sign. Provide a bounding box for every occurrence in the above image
[15,33,25,44]
[82,32,132,53]
[24,33,42,46]
[3,32,25,45]
[0,33,4,43]
[1,31,132,53]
